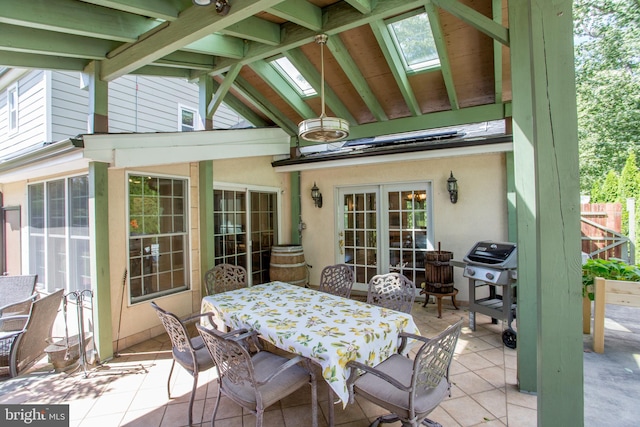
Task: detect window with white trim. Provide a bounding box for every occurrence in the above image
[180,106,196,132]
[28,176,91,293]
[8,84,18,133]
[387,12,440,73]
[128,174,189,303]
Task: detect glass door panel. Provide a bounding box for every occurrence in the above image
[340,188,378,286]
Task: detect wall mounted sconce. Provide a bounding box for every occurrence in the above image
[447,171,458,204]
[192,0,231,15]
[311,182,323,208]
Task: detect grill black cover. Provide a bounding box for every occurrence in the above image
[464,241,517,268]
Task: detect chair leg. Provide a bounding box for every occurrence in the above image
[167,360,176,399]
[188,372,198,426]
[370,414,400,427]
[256,409,264,427]
[210,387,222,427]
[421,418,443,427]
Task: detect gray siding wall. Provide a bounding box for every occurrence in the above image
[0,71,47,159]
[51,71,89,141]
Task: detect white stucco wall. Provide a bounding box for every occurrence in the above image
[298,152,509,302]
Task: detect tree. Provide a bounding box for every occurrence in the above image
[574,0,640,192]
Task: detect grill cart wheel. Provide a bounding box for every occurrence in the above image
[502,328,517,349]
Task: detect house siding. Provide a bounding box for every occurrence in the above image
[0,71,47,159]
[50,71,89,141]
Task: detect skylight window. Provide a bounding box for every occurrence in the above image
[387,12,440,73]
[270,57,317,97]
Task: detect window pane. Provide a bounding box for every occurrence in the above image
[388,12,440,72]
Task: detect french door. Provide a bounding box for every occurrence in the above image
[338,183,432,291]
[213,188,278,285]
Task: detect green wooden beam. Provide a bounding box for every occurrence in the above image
[199,75,215,130]
[284,49,356,124]
[221,17,282,46]
[100,0,286,81]
[324,102,510,143]
[0,0,159,42]
[268,0,323,32]
[233,75,298,135]
[207,63,243,118]
[132,65,193,78]
[432,0,509,46]
[199,160,215,297]
[343,0,374,14]
[249,59,316,119]
[154,51,216,70]
[210,79,269,127]
[183,34,246,59]
[369,20,422,116]
[326,35,388,122]
[0,50,90,70]
[81,0,181,22]
[424,2,459,110]
[0,23,119,59]
[492,0,503,103]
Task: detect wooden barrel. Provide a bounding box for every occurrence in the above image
[269,245,307,286]
[424,250,454,293]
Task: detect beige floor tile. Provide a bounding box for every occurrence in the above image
[87,389,136,417]
[471,388,507,419]
[457,337,499,354]
[440,395,498,426]
[507,402,538,427]
[476,347,506,366]
[78,412,126,427]
[450,371,496,395]
[506,385,537,410]
[119,407,165,427]
[457,352,497,371]
[474,365,507,388]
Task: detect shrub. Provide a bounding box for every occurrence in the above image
[582,258,640,300]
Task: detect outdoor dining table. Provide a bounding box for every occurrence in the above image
[200,281,419,423]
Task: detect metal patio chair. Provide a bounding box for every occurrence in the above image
[196,324,318,427]
[150,301,216,426]
[318,264,355,299]
[346,319,463,427]
[203,263,247,295]
[367,272,416,314]
[0,274,38,318]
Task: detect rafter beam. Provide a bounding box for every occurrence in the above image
[369,20,421,116]
[268,0,323,32]
[343,0,374,14]
[424,2,459,109]
[248,60,316,119]
[79,0,181,22]
[221,17,282,46]
[0,24,118,60]
[100,0,286,81]
[211,79,268,127]
[432,0,509,46]
[153,51,216,70]
[284,49,356,124]
[233,75,298,135]
[326,35,388,122]
[182,34,246,59]
[0,0,159,42]
[208,63,243,118]
[0,50,89,71]
[492,0,503,103]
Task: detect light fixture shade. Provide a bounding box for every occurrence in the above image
[192,0,212,5]
[298,116,350,143]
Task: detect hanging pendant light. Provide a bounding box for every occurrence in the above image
[298,34,350,143]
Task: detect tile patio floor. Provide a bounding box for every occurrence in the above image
[0,299,537,427]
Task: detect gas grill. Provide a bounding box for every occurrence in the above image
[463,241,518,348]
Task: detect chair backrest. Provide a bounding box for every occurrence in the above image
[10,288,63,377]
[203,264,247,296]
[318,264,355,298]
[412,319,463,395]
[196,325,256,389]
[367,273,416,313]
[150,301,194,354]
[0,275,37,308]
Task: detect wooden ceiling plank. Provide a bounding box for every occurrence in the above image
[0,0,158,42]
[183,34,246,59]
[492,0,503,103]
[369,20,421,116]
[0,23,118,60]
[0,51,89,71]
[211,79,269,127]
[221,17,282,46]
[284,48,356,124]
[79,0,181,22]
[233,75,298,134]
[326,35,388,122]
[210,0,431,75]
[343,0,374,14]
[268,0,322,32]
[346,102,511,140]
[154,51,216,70]
[424,2,459,110]
[248,60,316,119]
[208,63,243,118]
[100,0,287,81]
[433,0,509,46]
